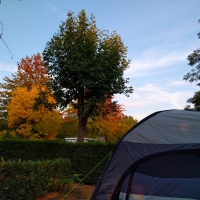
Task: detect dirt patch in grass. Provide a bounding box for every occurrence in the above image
[37,184,95,200]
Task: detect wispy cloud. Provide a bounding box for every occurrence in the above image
[133,84,184,109]
[125,49,189,78]
[47,3,59,13]
[0,63,17,73]
[115,84,195,120]
[169,80,188,86]
[46,2,65,18]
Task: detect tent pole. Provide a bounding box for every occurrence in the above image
[125,172,134,200]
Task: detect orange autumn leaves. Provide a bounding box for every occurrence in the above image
[60,98,137,142]
[86,98,137,142]
[1,53,62,140]
[2,53,136,142]
[1,53,48,93]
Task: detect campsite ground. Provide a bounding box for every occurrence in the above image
[37,184,95,200]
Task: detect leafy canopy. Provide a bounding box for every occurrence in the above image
[0,53,49,134]
[184,19,200,110]
[43,10,133,141]
[43,10,133,112]
[184,19,200,86]
[0,53,59,139]
[7,85,60,140]
[185,91,200,111]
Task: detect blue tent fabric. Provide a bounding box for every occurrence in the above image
[120,173,200,199]
[90,110,200,200]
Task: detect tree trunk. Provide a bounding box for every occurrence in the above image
[77,114,87,142]
[77,87,86,142]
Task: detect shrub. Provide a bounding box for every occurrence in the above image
[0,158,71,200]
[0,140,75,161]
[71,142,113,184]
[0,140,115,185]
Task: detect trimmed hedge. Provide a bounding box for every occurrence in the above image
[0,158,71,200]
[70,142,114,184]
[0,140,115,184]
[0,140,75,161]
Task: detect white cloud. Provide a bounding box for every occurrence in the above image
[0,63,17,72]
[125,49,189,78]
[115,84,195,121]
[169,81,185,86]
[169,80,188,86]
[135,84,184,109]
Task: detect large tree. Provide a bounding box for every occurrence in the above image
[43,10,133,142]
[184,19,200,110]
[0,53,50,130]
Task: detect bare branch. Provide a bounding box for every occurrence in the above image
[0,21,14,58]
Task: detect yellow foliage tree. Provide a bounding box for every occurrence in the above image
[0,53,49,134]
[7,85,61,140]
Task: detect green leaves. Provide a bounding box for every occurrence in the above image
[185,91,200,111]
[184,19,200,111]
[0,158,71,199]
[0,140,115,186]
[184,20,200,86]
[43,10,133,141]
[43,9,132,107]
[184,49,200,85]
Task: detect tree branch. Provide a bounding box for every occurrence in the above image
[0,21,14,58]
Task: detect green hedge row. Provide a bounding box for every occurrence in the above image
[0,140,116,184]
[0,140,74,161]
[70,142,114,184]
[0,158,71,200]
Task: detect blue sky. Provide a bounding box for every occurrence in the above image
[0,0,199,121]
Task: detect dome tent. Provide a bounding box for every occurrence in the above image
[90,110,200,200]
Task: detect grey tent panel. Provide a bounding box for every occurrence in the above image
[123,110,200,144]
[90,110,200,200]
